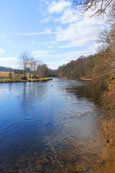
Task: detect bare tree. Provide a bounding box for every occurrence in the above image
[74,0,115,16]
[98,28,115,47]
[108,1,115,27]
[29,57,38,78]
[20,52,30,79]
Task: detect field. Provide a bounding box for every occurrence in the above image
[0,71,52,83]
[0,71,10,78]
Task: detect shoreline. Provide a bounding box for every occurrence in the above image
[59,76,92,81]
[0,78,52,83]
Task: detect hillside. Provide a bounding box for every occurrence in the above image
[0,66,13,72]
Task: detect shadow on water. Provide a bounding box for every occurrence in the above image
[0,79,105,172]
[66,81,102,105]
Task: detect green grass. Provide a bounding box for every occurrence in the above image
[111,79,115,83]
[27,77,52,82]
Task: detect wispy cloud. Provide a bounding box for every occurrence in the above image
[0,57,19,68]
[32,50,63,60]
[46,0,107,49]
[41,17,50,23]
[55,18,106,47]
[47,43,99,69]
[0,29,57,36]
[32,50,50,58]
[0,48,5,56]
[55,7,79,24]
[48,0,71,14]
[0,34,12,43]
[14,31,55,36]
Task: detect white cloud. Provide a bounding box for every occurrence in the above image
[14,30,55,36]
[41,17,50,23]
[55,17,106,49]
[46,0,107,50]
[32,50,63,59]
[32,50,50,58]
[56,19,105,41]
[47,43,99,69]
[0,57,19,68]
[56,7,79,24]
[63,44,98,61]
[45,28,52,33]
[0,48,5,56]
[0,34,12,43]
[48,0,71,14]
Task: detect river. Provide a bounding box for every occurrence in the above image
[0,78,104,172]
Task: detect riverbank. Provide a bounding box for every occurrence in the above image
[89,82,115,173]
[0,77,52,83]
[58,77,115,172]
[59,76,92,81]
[79,76,92,81]
[0,71,52,83]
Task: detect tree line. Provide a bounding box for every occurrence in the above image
[57,27,115,88]
[19,52,56,79]
[57,0,115,88]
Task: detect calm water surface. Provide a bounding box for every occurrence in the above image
[0,78,103,172]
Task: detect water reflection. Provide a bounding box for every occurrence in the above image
[0,78,104,172]
[66,81,101,104]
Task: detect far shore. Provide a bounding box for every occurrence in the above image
[79,77,92,81]
[0,78,52,83]
[59,76,92,81]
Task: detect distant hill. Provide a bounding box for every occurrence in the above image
[0,66,13,72]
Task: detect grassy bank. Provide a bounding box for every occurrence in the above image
[0,78,52,83]
[0,71,52,83]
[58,76,92,81]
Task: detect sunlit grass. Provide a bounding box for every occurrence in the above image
[0,71,52,83]
[27,77,51,82]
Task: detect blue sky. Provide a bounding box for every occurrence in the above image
[0,0,107,69]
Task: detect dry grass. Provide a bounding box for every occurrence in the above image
[0,71,10,78]
[89,83,115,173]
[0,71,51,83]
[0,71,31,78]
[80,76,92,81]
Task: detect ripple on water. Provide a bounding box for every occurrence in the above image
[0,79,104,172]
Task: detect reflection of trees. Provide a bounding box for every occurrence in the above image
[0,83,13,100]
[21,82,47,107]
[9,83,13,92]
[21,82,56,138]
[66,82,101,104]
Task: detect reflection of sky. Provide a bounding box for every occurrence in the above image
[0,79,102,165]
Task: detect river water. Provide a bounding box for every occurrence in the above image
[0,78,104,172]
